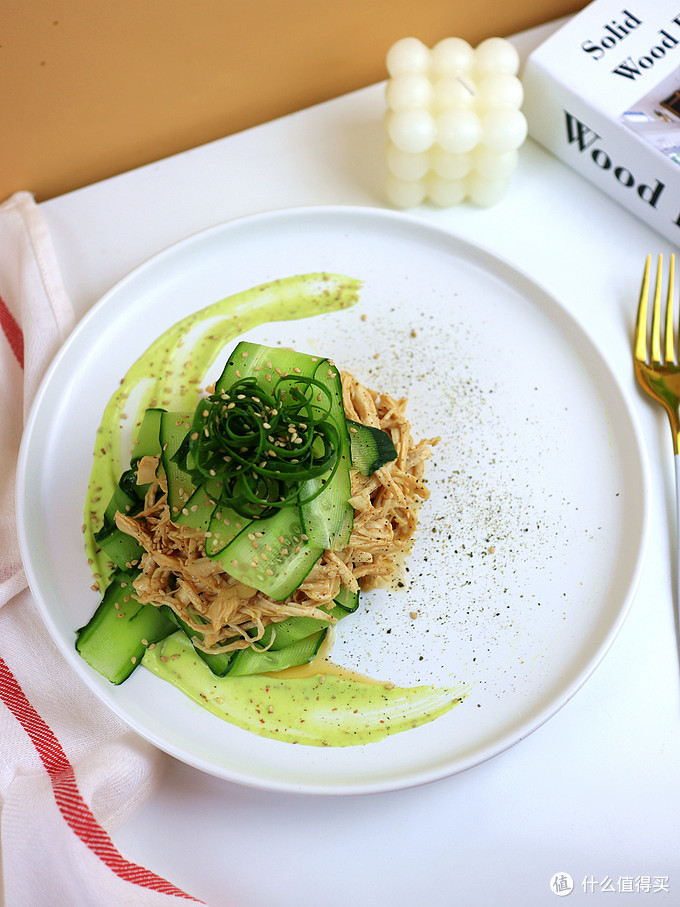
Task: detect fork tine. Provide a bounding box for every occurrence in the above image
[634,253,680,457]
[665,254,676,364]
[635,254,651,364]
[651,254,663,364]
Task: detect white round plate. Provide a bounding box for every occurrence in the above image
[17,206,649,794]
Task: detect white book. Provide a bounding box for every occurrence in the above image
[523,1,680,244]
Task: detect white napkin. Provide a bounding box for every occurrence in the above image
[0,192,203,907]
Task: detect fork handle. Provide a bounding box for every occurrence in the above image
[676,456,680,608]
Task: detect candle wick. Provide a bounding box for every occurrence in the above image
[456,75,476,97]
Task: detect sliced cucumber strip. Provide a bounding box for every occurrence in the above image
[347,420,398,475]
[100,468,142,530]
[333,583,359,613]
[298,357,353,549]
[131,407,164,463]
[209,504,323,600]
[93,524,144,573]
[228,629,326,676]
[255,602,350,651]
[159,606,236,676]
[75,573,175,684]
[215,340,321,391]
[160,411,195,519]
[204,502,249,555]
[174,483,216,532]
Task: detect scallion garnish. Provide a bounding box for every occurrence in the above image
[174,375,342,518]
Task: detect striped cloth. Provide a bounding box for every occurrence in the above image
[0,192,203,907]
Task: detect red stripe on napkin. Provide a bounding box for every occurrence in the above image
[0,656,202,902]
[0,294,24,369]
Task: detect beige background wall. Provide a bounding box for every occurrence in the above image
[3,1,585,201]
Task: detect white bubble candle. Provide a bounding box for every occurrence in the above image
[384,36,527,208]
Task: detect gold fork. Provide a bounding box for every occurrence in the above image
[634,254,680,454]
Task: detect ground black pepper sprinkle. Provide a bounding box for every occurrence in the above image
[306,283,607,704]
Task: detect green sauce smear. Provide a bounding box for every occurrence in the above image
[84,272,468,747]
[143,632,468,747]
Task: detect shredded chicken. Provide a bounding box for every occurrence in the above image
[114,372,437,654]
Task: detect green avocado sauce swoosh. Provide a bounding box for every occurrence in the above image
[84,271,468,747]
[143,632,469,747]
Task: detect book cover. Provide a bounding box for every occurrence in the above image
[523,1,680,244]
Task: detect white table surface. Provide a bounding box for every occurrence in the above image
[39,21,680,907]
